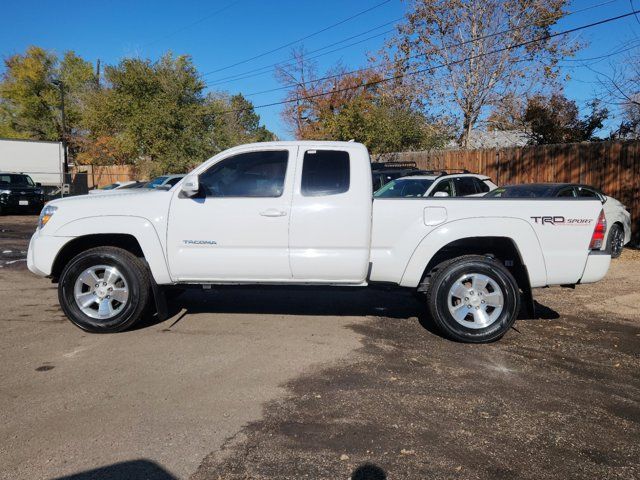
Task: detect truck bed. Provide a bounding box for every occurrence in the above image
[370,197,606,288]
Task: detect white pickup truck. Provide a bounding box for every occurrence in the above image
[28,141,611,343]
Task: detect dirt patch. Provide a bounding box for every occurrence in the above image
[193,258,640,480]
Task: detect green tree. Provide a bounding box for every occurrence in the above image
[1,47,275,173]
[207,93,276,152]
[81,54,274,174]
[324,95,449,153]
[0,46,95,144]
[81,53,208,172]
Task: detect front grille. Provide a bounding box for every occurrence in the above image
[3,194,44,207]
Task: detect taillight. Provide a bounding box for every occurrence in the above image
[589,210,607,250]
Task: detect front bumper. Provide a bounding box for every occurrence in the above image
[579,251,611,284]
[1,194,45,211]
[27,230,73,277]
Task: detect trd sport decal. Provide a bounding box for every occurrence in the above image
[530,216,593,226]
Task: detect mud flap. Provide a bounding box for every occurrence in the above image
[150,278,168,321]
[522,284,535,319]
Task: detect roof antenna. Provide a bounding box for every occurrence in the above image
[348,139,355,142]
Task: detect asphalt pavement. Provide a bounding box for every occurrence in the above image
[1,215,638,480]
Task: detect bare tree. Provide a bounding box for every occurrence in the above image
[275,47,382,140]
[591,47,640,138]
[385,0,576,147]
[274,47,324,138]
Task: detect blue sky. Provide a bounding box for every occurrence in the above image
[2,0,639,139]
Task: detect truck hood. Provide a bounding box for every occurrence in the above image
[48,189,170,207]
[43,190,174,235]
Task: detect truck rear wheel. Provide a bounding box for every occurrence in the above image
[424,255,520,343]
[58,247,151,333]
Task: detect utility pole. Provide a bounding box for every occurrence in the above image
[52,79,68,174]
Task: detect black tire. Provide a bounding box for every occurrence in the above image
[607,224,625,259]
[424,255,520,343]
[58,246,151,333]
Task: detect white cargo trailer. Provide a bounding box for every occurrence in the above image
[0,138,64,190]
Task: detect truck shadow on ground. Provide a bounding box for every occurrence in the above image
[52,459,177,480]
[139,286,559,336]
[50,459,386,480]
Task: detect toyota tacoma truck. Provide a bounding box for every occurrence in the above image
[27,141,611,343]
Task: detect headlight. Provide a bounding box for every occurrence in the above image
[0,189,10,195]
[38,205,57,229]
[34,189,44,195]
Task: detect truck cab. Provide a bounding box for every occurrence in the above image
[168,142,371,283]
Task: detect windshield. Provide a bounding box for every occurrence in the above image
[121,182,144,189]
[100,183,120,190]
[485,185,557,198]
[374,178,435,198]
[0,174,35,187]
[145,176,168,188]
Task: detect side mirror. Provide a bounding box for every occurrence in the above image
[180,174,200,197]
[433,191,449,197]
[35,182,42,187]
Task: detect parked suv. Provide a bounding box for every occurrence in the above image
[374,171,497,198]
[371,161,423,191]
[0,173,45,214]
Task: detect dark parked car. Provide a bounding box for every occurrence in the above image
[0,173,45,215]
[486,183,632,258]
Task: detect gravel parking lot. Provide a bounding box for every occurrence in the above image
[1,215,638,480]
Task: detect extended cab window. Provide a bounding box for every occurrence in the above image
[200,150,288,197]
[301,150,349,196]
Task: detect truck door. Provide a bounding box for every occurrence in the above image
[167,147,295,281]
[289,146,372,283]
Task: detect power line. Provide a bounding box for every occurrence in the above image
[238,0,624,98]
[144,0,243,47]
[201,0,393,75]
[205,25,396,87]
[206,0,620,88]
[558,39,640,67]
[216,10,640,114]
[204,18,402,86]
[631,0,640,24]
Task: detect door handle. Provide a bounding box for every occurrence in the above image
[259,209,287,217]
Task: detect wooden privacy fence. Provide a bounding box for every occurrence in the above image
[378,140,639,244]
[72,165,139,189]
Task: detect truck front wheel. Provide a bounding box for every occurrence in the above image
[58,247,151,333]
[425,255,520,343]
